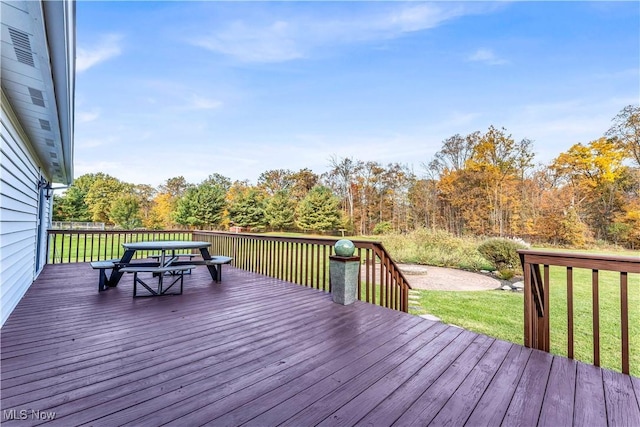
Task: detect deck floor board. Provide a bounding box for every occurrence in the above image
[1,262,638,426]
[432,341,529,425]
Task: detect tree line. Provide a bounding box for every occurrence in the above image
[54,105,640,248]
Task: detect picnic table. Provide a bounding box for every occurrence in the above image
[91,241,232,292]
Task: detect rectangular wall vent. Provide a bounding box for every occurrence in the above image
[8,28,34,67]
[52,162,60,167]
[39,119,51,131]
[28,87,45,107]
[45,138,55,146]
[8,28,31,50]
[49,152,58,159]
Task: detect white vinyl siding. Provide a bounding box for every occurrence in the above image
[1,98,50,326]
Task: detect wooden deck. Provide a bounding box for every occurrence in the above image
[2,263,639,426]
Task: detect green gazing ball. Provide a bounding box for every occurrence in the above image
[334,239,356,257]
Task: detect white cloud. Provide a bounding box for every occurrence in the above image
[186,95,223,111]
[189,3,500,63]
[76,135,116,149]
[76,109,99,123]
[76,34,123,72]
[384,3,479,33]
[468,48,509,65]
[193,20,302,63]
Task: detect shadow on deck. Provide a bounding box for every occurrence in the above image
[1,263,639,426]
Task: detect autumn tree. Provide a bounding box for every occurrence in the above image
[159,176,190,199]
[109,194,142,229]
[147,193,174,229]
[428,132,478,174]
[551,137,630,240]
[289,168,318,201]
[407,178,439,230]
[325,156,361,232]
[465,126,534,236]
[149,177,194,229]
[353,161,386,234]
[258,169,294,195]
[84,174,129,224]
[427,127,534,236]
[607,104,640,167]
[427,132,482,235]
[133,184,156,227]
[381,163,414,233]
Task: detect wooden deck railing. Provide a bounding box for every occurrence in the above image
[47,229,192,263]
[518,249,640,374]
[193,231,412,312]
[46,229,411,312]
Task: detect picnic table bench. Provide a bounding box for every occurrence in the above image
[90,241,234,295]
[90,259,121,291]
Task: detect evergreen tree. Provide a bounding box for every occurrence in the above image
[228,187,267,229]
[265,190,296,231]
[296,186,342,232]
[173,181,226,229]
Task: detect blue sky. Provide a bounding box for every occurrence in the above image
[74,1,640,187]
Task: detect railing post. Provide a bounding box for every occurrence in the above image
[521,254,532,348]
[520,252,548,352]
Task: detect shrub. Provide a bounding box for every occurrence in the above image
[372,221,393,235]
[378,227,493,271]
[477,238,530,272]
[497,268,516,280]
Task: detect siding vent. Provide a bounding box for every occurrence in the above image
[8,28,34,67]
[28,87,45,107]
[45,138,54,146]
[39,119,51,131]
[52,162,60,167]
[49,152,58,159]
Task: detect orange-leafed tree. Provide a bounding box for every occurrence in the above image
[147,192,175,229]
[551,137,631,241]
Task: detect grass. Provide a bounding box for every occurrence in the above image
[48,231,192,263]
[377,229,493,270]
[410,290,524,345]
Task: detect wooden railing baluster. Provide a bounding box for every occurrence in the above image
[518,249,638,374]
[567,266,574,360]
[592,269,600,367]
[621,271,629,374]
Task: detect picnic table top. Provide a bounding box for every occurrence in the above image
[121,241,210,251]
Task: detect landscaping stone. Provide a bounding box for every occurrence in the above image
[419,314,441,322]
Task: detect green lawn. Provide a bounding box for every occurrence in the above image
[410,267,640,376]
[48,232,192,263]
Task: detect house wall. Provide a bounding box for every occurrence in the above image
[1,93,51,326]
